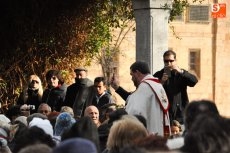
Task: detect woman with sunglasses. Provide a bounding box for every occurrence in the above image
[17,74,43,113]
[42,70,67,112]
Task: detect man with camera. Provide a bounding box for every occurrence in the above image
[153,50,198,124]
[20,104,36,117]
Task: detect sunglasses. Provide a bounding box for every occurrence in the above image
[164,60,175,63]
[51,76,57,80]
[31,80,39,84]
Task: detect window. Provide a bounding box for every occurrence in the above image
[189,49,200,78]
[188,5,209,22]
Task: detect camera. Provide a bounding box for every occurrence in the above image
[164,67,171,77]
[27,105,35,110]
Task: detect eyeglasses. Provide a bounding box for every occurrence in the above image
[31,80,39,84]
[164,60,175,63]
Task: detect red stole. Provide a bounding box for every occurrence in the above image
[142,78,171,137]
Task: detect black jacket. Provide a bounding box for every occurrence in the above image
[115,87,131,102]
[17,88,42,113]
[42,83,67,111]
[64,78,94,118]
[154,69,198,123]
[91,92,114,109]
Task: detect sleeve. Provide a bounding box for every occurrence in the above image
[41,89,50,103]
[153,69,164,80]
[63,87,74,107]
[115,86,132,101]
[180,70,198,87]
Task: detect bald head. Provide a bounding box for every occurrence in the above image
[84,105,100,127]
[37,103,51,116]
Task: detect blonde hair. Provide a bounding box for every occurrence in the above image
[60,106,74,117]
[23,74,43,103]
[107,115,148,152]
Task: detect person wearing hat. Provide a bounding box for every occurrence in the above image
[64,67,94,119]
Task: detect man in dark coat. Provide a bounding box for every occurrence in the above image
[64,67,94,119]
[153,50,198,124]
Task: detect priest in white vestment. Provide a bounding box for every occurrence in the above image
[125,61,170,136]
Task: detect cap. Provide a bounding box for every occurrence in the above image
[74,67,87,72]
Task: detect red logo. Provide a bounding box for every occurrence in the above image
[211,3,226,18]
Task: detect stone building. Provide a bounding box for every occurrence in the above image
[87,0,230,117]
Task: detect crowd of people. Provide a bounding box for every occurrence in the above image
[1,50,229,153]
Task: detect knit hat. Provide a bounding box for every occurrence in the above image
[52,138,97,153]
[54,112,75,136]
[29,117,53,137]
[0,114,11,124]
[15,116,28,126]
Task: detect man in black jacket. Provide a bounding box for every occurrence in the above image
[153,50,198,124]
[64,67,94,119]
[111,50,198,124]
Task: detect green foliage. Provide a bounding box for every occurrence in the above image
[0,0,204,107]
[85,0,134,58]
[0,0,134,106]
[162,0,205,22]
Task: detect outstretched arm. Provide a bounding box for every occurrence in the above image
[110,75,131,101]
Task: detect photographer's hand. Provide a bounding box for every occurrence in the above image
[172,65,183,74]
[161,73,169,85]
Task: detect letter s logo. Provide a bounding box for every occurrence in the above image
[212,4,220,13]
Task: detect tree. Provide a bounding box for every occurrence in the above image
[0,0,204,109]
[0,0,102,107]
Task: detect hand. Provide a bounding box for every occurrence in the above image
[20,104,29,111]
[161,73,169,84]
[110,74,119,90]
[171,65,182,73]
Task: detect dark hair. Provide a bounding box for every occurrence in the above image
[45,70,64,85]
[94,77,106,84]
[135,134,169,151]
[5,105,21,121]
[182,114,230,153]
[61,116,100,152]
[108,108,128,125]
[163,50,176,59]
[130,61,150,74]
[134,114,147,128]
[13,126,56,153]
[184,99,219,132]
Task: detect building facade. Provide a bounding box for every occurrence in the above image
[168,0,230,116]
[87,0,230,117]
